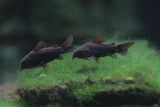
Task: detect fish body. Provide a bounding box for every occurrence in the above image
[72,34,134,61]
[20,36,74,70]
[73,43,116,59]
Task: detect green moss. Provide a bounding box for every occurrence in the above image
[15,39,160,105]
[0,97,28,107]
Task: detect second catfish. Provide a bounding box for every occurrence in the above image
[72,34,134,61]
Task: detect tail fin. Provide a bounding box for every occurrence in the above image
[61,35,75,53]
[61,35,73,48]
[62,46,75,54]
[117,42,134,55]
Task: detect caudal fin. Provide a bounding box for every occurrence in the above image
[63,46,76,53]
[61,35,73,48]
[61,35,75,53]
[117,42,135,55]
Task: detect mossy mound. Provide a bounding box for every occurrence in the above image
[15,39,160,106]
[16,78,160,106]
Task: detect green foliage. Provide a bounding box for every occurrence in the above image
[0,98,27,107]
[16,38,160,104]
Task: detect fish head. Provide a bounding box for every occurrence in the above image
[72,50,83,60]
[20,57,32,71]
[72,49,90,60]
[71,51,77,60]
[20,51,36,71]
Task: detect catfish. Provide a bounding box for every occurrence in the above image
[72,34,134,61]
[20,36,74,71]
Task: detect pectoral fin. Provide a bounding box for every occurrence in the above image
[87,56,97,61]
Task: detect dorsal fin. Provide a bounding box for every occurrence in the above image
[61,35,73,48]
[92,34,105,43]
[52,44,58,47]
[33,41,47,51]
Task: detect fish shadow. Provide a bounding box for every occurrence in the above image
[76,65,97,73]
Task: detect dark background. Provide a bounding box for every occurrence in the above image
[0,0,160,85]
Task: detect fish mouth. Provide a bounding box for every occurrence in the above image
[20,65,24,71]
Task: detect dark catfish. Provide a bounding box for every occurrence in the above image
[72,34,134,61]
[20,36,74,71]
